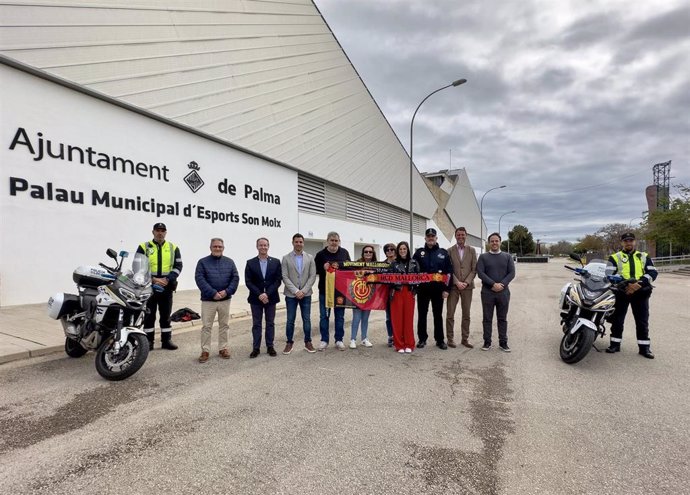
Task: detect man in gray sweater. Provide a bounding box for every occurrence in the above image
[476,232,516,352]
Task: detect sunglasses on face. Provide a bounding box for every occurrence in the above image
[363,251,374,254]
[385,248,395,252]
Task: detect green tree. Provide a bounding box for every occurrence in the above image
[503,224,535,255]
[574,234,604,254]
[549,240,575,256]
[595,223,630,253]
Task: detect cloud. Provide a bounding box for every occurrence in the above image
[316,0,690,242]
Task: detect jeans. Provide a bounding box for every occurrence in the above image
[319,293,345,343]
[285,296,312,343]
[351,308,371,341]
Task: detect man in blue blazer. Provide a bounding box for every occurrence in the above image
[245,237,282,358]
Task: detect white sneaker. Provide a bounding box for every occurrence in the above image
[349,339,357,349]
[318,341,328,351]
[361,339,373,348]
[335,341,346,351]
[404,348,412,353]
[398,349,405,354]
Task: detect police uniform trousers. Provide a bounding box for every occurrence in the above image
[144,287,174,340]
[417,283,446,344]
[610,291,651,348]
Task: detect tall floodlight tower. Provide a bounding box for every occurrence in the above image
[653,161,672,211]
[645,160,672,257]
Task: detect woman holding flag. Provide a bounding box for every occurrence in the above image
[349,245,377,348]
[389,241,420,353]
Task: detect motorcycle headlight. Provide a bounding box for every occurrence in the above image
[582,288,600,300]
[118,287,136,302]
[592,295,615,311]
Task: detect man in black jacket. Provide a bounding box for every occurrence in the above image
[245,237,282,358]
[314,231,351,351]
[413,228,453,349]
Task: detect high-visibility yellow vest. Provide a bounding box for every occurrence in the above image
[611,250,647,280]
[140,241,176,276]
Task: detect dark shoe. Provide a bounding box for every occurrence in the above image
[639,348,655,359]
[304,342,316,353]
[219,348,231,359]
[436,342,448,350]
[146,333,155,350]
[481,343,492,351]
[249,348,260,359]
[161,335,178,350]
[499,344,511,353]
[283,343,293,355]
[461,340,474,349]
[387,337,394,348]
[198,351,209,363]
[267,347,277,357]
[417,340,427,349]
[447,340,457,348]
[605,343,621,353]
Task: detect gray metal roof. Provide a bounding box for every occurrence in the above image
[0,0,437,218]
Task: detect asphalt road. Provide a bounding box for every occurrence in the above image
[1,262,688,495]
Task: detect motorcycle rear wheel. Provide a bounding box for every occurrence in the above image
[64,337,88,358]
[560,328,596,364]
[95,333,149,381]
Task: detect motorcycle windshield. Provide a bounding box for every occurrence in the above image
[125,253,151,288]
[581,260,614,291]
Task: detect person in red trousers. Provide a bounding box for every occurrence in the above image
[389,241,420,354]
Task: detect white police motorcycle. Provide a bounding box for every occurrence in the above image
[558,254,629,364]
[48,249,153,380]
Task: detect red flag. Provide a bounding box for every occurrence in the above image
[334,271,389,310]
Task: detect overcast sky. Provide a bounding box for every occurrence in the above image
[315,0,689,243]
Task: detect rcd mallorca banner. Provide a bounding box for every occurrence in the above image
[333,262,390,310]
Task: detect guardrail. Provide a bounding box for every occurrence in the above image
[515,256,549,263]
[652,255,690,266]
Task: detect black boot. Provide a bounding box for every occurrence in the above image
[146,331,155,350]
[605,341,620,353]
[639,346,655,359]
[161,332,178,350]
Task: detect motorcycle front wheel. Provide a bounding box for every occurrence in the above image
[95,333,149,381]
[64,337,88,358]
[560,328,596,364]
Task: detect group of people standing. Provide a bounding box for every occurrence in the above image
[137,223,517,362]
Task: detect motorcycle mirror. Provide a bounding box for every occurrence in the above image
[569,253,585,266]
[119,251,129,258]
[106,248,118,260]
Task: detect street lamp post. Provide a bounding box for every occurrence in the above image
[479,185,506,252]
[409,78,467,247]
[498,210,516,251]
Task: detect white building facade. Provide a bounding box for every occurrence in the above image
[0,1,473,305]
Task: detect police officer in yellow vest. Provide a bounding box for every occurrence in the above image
[136,222,183,350]
[606,232,657,359]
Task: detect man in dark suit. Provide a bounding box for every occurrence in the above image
[245,237,282,358]
[446,227,478,348]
